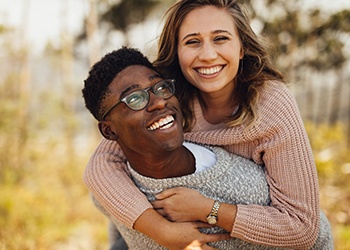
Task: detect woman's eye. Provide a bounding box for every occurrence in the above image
[214,36,229,42]
[185,39,200,45]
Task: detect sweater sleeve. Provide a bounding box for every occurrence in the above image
[83,138,152,229]
[184,82,320,249]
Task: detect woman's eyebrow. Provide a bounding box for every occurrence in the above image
[181,32,199,42]
[212,29,233,36]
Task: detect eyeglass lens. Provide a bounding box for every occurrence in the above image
[124,79,175,110]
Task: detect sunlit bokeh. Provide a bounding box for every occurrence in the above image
[0,0,349,249]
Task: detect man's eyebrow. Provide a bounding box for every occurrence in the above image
[149,73,162,81]
[120,84,139,98]
[119,73,162,97]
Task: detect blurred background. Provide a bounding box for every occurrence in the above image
[0,0,349,249]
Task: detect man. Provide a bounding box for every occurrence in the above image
[82,47,332,249]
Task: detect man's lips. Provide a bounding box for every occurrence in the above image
[147,115,175,131]
[195,65,223,75]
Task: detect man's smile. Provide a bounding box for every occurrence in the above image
[147,115,175,131]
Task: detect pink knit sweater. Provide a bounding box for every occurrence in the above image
[84,81,320,248]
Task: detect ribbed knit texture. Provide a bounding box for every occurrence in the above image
[95,146,332,249]
[84,140,152,227]
[184,81,321,248]
[84,81,332,248]
[113,146,275,249]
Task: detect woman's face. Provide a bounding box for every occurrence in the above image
[177,5,243,95]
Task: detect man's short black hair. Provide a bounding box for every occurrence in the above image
[82,47,154,120]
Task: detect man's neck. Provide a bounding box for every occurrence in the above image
[126,146,195,179]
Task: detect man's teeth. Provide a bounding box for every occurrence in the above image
[147,115,174,131]
[197,66,222,75]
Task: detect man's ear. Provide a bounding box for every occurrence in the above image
[98,121,118,140]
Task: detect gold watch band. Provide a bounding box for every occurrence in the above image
[206,200,220,225]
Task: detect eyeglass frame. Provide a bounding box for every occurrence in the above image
[100,79,176,121]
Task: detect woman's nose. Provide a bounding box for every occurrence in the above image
[198,42,218,61]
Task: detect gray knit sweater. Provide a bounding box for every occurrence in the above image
[96,146,333,249]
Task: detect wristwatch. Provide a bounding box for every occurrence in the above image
[206,200,220,225]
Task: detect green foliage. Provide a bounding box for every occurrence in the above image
[101,0,162,31]
[245,0,350,73]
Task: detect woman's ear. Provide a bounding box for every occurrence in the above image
[240,48,244,59]
[98,121,118,140]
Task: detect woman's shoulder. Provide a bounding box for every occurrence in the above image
[254,80,303,133]
[260,80,294,101]
[258,80,299,115]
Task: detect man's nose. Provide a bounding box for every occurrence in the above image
[146,92,167,111]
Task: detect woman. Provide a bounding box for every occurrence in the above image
[84,0,332,249]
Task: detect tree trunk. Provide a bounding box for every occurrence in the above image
[86,0,101,66]
[86,0,103,145]
[17,0,31,173]
[61,0,76,164]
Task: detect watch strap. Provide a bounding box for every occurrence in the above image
[206,200,220,224]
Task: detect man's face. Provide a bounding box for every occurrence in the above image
[101,65,184,157]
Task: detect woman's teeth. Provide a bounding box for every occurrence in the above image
[147,115,174,131]
[197,66,222,75]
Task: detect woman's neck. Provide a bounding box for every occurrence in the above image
[198,90,237,124]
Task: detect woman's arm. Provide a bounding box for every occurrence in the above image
[134,208,231,250]
[85,138,230,248]
[183,82,320,249]
[84,138,152,228]
[153,187,237,232]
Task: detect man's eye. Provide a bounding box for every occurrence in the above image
[127,93,143,104]
[156,84,168,92]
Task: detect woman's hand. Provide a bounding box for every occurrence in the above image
[134,208,230,250]
[152,187,213,222]
[162,221,229,250]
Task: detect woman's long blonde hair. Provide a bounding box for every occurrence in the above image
[154,0,285,132]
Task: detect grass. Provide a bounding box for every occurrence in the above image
[0,134,109,250]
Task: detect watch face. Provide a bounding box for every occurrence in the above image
[207,215,217,225]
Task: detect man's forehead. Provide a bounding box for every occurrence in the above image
[114,65,159,84]
[108,66,161,94]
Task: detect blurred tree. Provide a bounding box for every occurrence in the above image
[86,0,102,66]
[61,0,78,165]
[77,0,166,48]
[0,1,31,183]
[246,1,349,76]
[100,0,163,45]
[17,0,31,176]
[245,0,350,144]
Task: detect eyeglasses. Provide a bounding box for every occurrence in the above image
[101,79,176,120]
